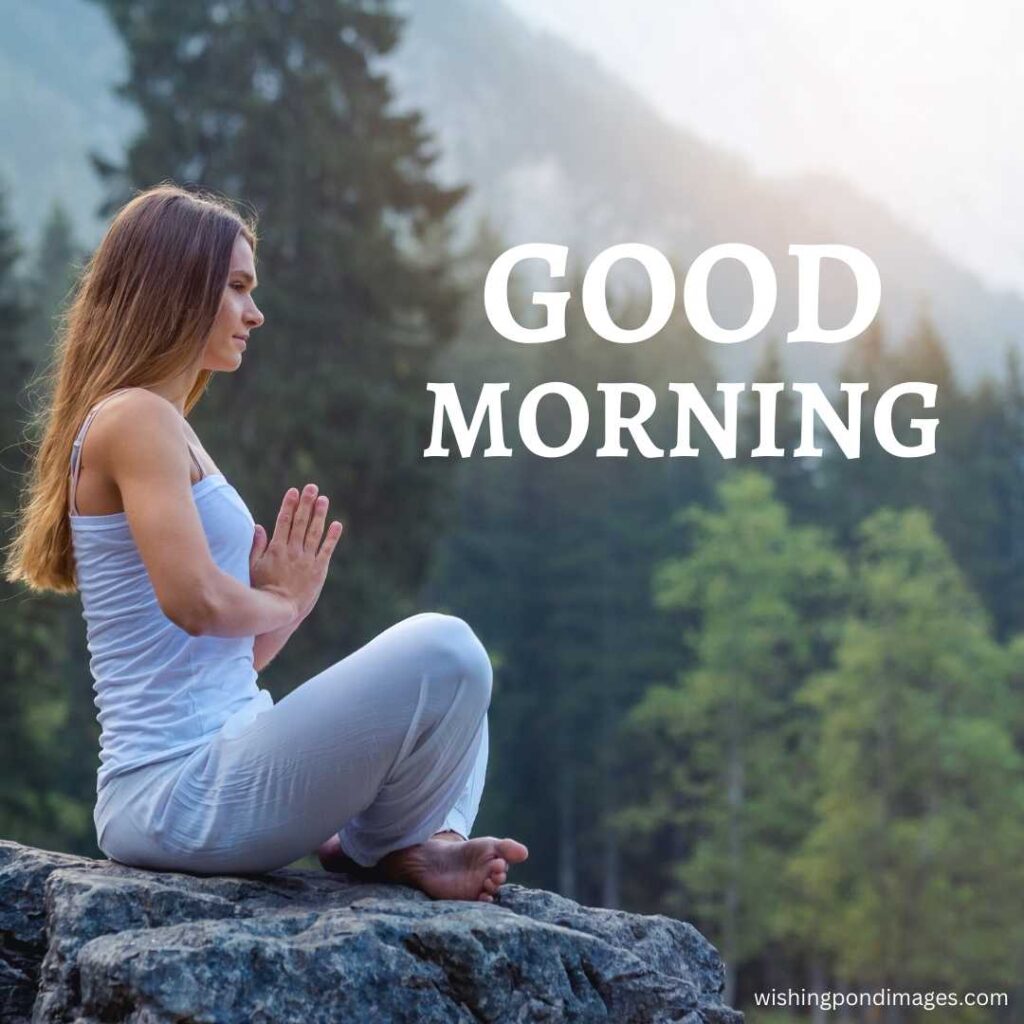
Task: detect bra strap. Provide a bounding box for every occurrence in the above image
[68,388,138,516]
[186,441,206,483]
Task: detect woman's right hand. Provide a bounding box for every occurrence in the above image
[249,483,344,621]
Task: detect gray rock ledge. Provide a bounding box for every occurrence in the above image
[0,839,742,1023]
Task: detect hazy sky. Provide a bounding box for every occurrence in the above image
[504,0,1022,299]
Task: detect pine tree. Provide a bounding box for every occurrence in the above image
[0,186,29,506]
[993,348,1024,636]
[24,203,81,370]
[621,472,847,1005]
[962,348,1024,639]
[890,310,958,514]
[0,184,27,831]
[0,185,78,847]
[817,316,901,539]
[737,337,823,521]
[795,509,1024,995]
[90,0,466,672]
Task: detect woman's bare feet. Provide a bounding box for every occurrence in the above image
[317,833,374,876]
[380,834,528,902]
[317,831,529,902]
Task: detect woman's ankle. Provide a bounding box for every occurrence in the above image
[431,829,466,842]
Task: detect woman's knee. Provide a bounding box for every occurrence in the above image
[404,612,492,707]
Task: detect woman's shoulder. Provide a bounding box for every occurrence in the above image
[86,387,181,430]
[79,388,189,471]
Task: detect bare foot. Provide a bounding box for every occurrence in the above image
[316,832,529,902]
[430,829,466,842]
[317,830,464,870]
[317,833,369,875]
[380,835,528,902]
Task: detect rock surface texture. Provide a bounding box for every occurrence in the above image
[0,840,742,1023]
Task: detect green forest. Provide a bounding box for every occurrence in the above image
[0,3,1021,1021]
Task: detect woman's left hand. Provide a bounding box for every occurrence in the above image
[249,520,323,625]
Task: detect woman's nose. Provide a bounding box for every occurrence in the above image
[246,301,265,328]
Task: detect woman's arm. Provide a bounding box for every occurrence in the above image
[251,522,301,672]
[95,391,301,636]
[247,516,334,672]
[253,620,300,673]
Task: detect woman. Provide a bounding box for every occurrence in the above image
[3,183,527,901]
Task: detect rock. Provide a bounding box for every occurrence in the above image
[0,840,742,1023]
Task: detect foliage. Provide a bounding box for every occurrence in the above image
[0,186,88,849]
[621,471,846,1000]
[794,508,1024,994]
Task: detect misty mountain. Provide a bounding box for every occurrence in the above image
[0,0,1018,382]
[388,0,1022,383]
[0,0,137,253]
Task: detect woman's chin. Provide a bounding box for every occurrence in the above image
[202,355,244,373]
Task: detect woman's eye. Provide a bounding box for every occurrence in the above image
[231,282,245,291]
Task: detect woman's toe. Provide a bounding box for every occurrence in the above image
[482,876,498,895]
[478,892,494,903]
[498,838,529,863]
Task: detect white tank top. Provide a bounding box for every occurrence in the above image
[68,388,273,794]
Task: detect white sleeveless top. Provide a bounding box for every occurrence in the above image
[68,389,273,794]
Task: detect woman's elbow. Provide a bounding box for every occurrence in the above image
[160,585,217,637]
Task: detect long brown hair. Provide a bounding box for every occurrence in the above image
[3,182,257,594]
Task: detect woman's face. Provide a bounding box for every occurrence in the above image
[201,233,264,372]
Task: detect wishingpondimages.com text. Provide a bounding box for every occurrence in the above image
[754,987,1009,1013]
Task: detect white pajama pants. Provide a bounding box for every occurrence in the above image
[93,613,492,874]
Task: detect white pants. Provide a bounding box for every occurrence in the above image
[94,613,491,874]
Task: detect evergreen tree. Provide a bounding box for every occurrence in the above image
[90,0,466,675]
[960,348,1024,639]
[737,337,823,522]
[890,310,959,514]
[621,472,846,1005]
[0,184,29,834]
[17,202,101,853]
[890,315,1022,638]
[795,509,1024,1001]
[817,316,901,540]
[24,203,81,370]
[0,185,79,848]
[993,348,1024,636]
[0,187,30,510]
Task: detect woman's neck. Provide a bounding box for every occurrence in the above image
[148,365,202,416]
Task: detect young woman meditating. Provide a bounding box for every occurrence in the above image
[3,184,527,901]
